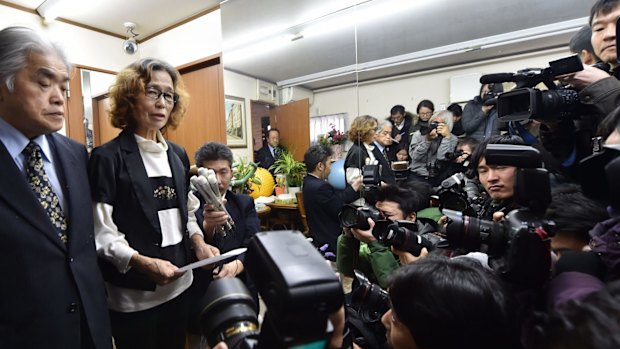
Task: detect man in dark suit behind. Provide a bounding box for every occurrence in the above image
[302,145,362,254]
[373,121,397,185]
[255,128,286,172]
[0,27,112,349]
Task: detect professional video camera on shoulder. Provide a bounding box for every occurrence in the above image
[481,55,600,122]
[199,231,344,349]
[433,172,485,217]
[442,144,555,289]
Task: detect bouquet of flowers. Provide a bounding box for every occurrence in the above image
[318,124,347,146]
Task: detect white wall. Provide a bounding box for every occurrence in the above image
[313,47,572,127]
[224,70,258,161]
[0,4,132,72]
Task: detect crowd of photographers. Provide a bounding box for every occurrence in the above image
[283,1,620,348]
[197,1,620,348]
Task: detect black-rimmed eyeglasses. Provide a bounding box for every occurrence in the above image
[145,87,178,104]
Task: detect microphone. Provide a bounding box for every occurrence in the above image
[480,73,515,85]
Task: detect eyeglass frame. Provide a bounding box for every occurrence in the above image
[144,86,178,105]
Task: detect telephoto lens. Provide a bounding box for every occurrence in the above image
[200,278,259,349]
[351,270,390,323]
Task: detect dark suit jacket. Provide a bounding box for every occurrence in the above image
[302,175,359,253]
[0,133,112,349]
[344,143,372,171]
[255,144,285,172]
[372,145,396,184]
[188,190,260,333]
[88,129,191,291]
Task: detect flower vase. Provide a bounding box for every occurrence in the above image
[331,144,344,159]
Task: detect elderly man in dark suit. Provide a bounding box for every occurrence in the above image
[255,128,286,172]
[373,120,397,184]
[0,26,112,349]
[302,145,361,254]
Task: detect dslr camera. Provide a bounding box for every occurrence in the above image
[199,231,343,349]
[338,163,384,230]
[441,144,555,289]
[373,219,446,256]
[481,55,592,122]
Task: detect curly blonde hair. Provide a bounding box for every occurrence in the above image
[108,58,189,131]
[348,115,378,144]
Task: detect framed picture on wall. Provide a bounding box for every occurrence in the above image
[224,95,247,148]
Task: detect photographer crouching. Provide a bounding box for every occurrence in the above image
[336,182,435,289]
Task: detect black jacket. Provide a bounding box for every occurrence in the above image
[255,144,286,172]
[302,175,359,253]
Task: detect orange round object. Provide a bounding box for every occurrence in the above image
[248,167,275,198]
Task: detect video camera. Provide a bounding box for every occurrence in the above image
[199,231,344,349]
[442,144,554,289]
[480,55,591,122]
[337,163,385,229]
[433,172,485,217]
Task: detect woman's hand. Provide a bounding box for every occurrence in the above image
[213,259,243,279]
[130,254,183,285]
[191,234,220,264]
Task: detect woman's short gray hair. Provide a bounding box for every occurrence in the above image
[0,26,70,92]
[431,110,454,132]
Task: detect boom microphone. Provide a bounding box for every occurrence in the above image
[480,73,515,85]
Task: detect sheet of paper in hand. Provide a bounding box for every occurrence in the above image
[175,247,247,273]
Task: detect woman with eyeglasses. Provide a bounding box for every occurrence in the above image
[410,99,435,134]
[88,58,216,349]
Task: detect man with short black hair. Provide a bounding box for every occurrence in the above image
[302,145,361,254]
[388,104,413,147]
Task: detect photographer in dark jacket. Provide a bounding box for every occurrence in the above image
[461,83,504,142]
[388,104,413,147]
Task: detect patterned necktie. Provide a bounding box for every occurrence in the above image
[382,148,389,162]
[23,141,68,244]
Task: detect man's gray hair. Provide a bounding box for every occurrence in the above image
[377,120,393,132]
[0,26,70,92]
[430,110,454,132]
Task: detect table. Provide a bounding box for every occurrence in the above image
[265,202,301,231]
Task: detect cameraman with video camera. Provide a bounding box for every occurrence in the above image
[461,83,504,142]
[337,182,434,289]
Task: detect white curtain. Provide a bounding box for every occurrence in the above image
[310,113,348,145]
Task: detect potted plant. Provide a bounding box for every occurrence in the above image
[318,123,347,159]
[269,151,307,194]
[231,158,262,195]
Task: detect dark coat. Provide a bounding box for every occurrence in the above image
[0,133,112,349]
[302,175,359,253]
[255,144,286,172]
[371,144,396,184]
[344,142,372,171]
[88,129,191,291]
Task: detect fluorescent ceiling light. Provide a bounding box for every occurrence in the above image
[36,0,100,23]
[277,17,588,88]
[225,0,423,59]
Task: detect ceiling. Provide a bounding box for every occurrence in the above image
[221,0,594,90]
[2,0,221,38]
[1,0,595,91]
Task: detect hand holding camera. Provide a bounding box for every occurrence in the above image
[350,218,378,243]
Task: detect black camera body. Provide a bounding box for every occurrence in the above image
[442,145,554,289]
[373,219,445,256]
[434,172,485,217]
[481,55,591,122]
[200,231,344,349]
